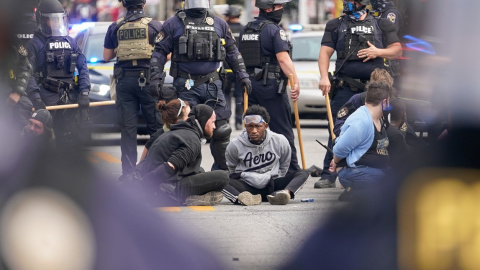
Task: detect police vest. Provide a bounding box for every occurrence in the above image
[43,36,76,81]
[336,15,384,61]
[115,17,154,62]
[239,20,289,71]
[172,11,225,63]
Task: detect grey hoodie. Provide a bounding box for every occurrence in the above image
[225,129,291,189]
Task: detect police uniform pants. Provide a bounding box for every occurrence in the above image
[222,170,309,203]
[223,73,243,126]
[173,77,232,170]
[117,76,159,175]
[248,77,300,173]
[321,86,361,182]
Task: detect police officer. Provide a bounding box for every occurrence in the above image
[371,0,406,84]
[314,0,401,189]
[223,5,244,131]
[17,0,38,47]
[149,0,252,171]
[103,0,162,179]
[238,0,301,173]
[26,0,91,146]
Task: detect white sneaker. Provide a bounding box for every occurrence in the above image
[267,190,291,205]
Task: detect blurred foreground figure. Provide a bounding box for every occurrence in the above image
[283,0,480,269]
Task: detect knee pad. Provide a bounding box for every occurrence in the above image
[212,120,232,141]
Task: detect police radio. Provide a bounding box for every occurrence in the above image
[179,35,188,55]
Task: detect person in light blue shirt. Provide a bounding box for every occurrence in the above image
[329,81,393,201]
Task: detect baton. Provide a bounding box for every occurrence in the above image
[45,100,116,111]
[316,139,333,154]
[325,89,336,141]
[243,86,248,113]
[289,74,306,170]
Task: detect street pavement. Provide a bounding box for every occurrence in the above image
[87,119,348,270]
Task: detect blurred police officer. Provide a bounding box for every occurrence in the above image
[103,0,162,180]
[371,0,406,84]
[26,0,91,146]
[149,0,252,171]
[314,0,401,188]
[223,5,244,130]
[17,0,39,47]
[238,0,301,173]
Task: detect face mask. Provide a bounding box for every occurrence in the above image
[261,8,284,24]
[185,8,206,18]
[343,1,367,20]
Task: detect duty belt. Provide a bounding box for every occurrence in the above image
[122,68,148,77]
[249,72,279,80]
[176,70,220,88]
[337,74,368,92]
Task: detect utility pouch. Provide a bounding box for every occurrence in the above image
[178,35,188,55]
[46,52,54,63]
[254,68,264,81]
[328,72,339,100]
[277,78,287,94]
[114,67,123,81]
[56,54,64,69]
[69,53,78,73]
[43,77,67,93]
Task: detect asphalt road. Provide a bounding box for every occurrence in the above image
[87,118,347,270]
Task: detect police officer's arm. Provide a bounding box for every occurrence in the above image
[74,47,91,93]
[222,20,249,81]
[103,48,116,61]
[25,40,42,103]
[318,45,335,96]
[276,51,300,101]
[358,18,402,62]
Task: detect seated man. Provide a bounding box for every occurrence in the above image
[134,104,229,206]
[20,109,55,150]
[329,81,393,201]
[222,105,309,206]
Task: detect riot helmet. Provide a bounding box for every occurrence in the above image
[370,0,390,12]
[35,0,68,37]
[343,0,369,15]
[224,5,242,18]
[255,0,292,10]
[184,0,210,9]
[118,0,146,8]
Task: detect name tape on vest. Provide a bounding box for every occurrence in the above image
[48,42,72,50]
[350,25,374,34]
[241,34,259,41]
[118,28,147,40]
[185,25,215,32]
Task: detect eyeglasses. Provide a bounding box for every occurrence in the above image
[243,115,265,125]
[177,99,186,117]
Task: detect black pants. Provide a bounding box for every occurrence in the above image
[222,170,309,203]
[223,73,243,126]
[248,77,300,173]
[175,170,229,203]
[117,76,159,175]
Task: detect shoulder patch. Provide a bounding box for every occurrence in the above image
[155,32,164,43]
[206,17,214,26]
[279,30,287,41]
[387,12,396,24]
[18,45,28,57]
[337,106,349,118]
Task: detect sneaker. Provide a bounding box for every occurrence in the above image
[185,191,224,206]
[267,190,291,205]
[237,191,262,206]
[314,179,336,189]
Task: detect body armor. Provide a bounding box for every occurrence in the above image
[239,20,276,71]
[115,17,154,62]
[172,11,225,63]
[336,15,384,61]
[43,36,76,83]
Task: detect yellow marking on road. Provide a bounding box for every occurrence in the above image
[87,156,99,163]
[159,207,182,212]
[187,206,216,212]
[93,152,121,163]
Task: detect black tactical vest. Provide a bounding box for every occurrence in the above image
[172,11,225,63]
[336,15,384,61]
[239,20,276,71]
[44,36,76,82]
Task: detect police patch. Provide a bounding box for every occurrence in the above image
[206,17,214,26]
[155,32,164,43]
[279,30,287,41]
[18,45,27,57]
[337,106,349,118]
[387,12,396,23]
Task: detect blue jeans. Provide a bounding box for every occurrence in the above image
[338,165,387,191]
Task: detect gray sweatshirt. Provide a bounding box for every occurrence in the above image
[225,129,291,189]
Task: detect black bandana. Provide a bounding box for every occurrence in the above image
[260,9,283,24]
[185,8,207,18]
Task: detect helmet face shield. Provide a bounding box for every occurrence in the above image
[38,12,68,37]
[184,0,210,9]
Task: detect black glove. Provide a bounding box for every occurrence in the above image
[78,91,90,109]
[32,98,46,110]
[149,58,164,81]
[240,77,252,95]
[148,79,162,99]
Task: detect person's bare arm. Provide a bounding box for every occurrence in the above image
[103,48,116,61]
[277,51,300,101]
[318,45,335,96]
[357,41,402,62]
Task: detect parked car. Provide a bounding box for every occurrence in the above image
[289,30,336,119]
[71,21,173,133]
